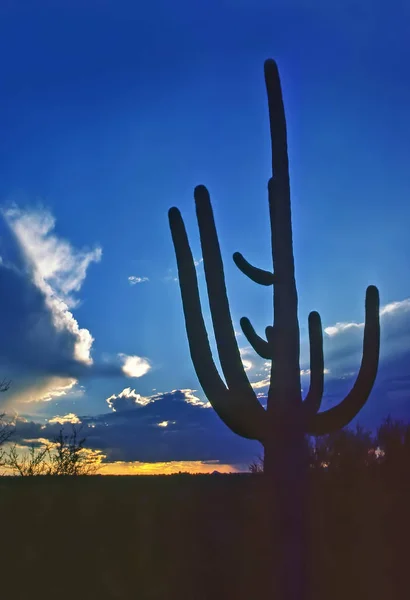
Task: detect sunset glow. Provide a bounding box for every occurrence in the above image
[97,461,246,476]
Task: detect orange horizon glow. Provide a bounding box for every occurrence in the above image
[97,460,248,476]
[0,440,250,476]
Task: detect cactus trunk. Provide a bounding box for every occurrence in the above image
[264,431,310,599]
[263,62,310,598]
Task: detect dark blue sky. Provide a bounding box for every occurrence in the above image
[0,1,409,472]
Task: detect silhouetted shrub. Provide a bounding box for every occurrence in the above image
[249,417,410,479]
[2,424,103,476]
[376,416,410,478]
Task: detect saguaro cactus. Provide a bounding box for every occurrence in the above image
[168,59,380,599]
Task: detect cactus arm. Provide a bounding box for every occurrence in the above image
[302,311,324,418]
[265,325,275,344]
[233,252,275,286]
[194,185,266,434]
[306,286,380,435]
[168,206,231,398]
[240,317,272,359]
[169,206,265,441]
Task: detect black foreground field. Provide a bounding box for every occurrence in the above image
[0,472,408,600]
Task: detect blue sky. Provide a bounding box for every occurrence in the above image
[0,1,409,473]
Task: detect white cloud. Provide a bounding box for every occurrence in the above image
[175,389,210,407]
[106,387,211,413]
[380,298,410,317]
[324,298,410,338]
[239,347,254,372]
[119,354,151,378]
[300,368,330,376]
[128,276,149,285]
[106,387,151,412]
[19,377,78,403]
[47,413,81,425]
[324,322,363,337]
[251,377,270,390]
[303,295,410,380]
[242,359,252,371]
[245,296,410,401]
[248,369,331,392]
[51,297,95,365]
[3,205,101,366]
[4,206,101,307]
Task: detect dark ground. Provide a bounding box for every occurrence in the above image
[0,472,408,599]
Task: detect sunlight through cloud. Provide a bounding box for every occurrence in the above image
[106,387,151,411]
[47,413,82,425]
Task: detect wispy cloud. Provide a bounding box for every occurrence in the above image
[163,267,179,283]
[163,259,202,285]
[251,377,270,390]
[24,377,79,403]
[128,275,149,285]
[300,368,330,376]
[239,346,254,372]
[4,205,102,308]
[47,413,81,425]
[172,389,210,407]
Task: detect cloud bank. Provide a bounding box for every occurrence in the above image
[0,205,152,407]
[8,388,257,465]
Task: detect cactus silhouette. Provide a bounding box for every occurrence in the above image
[168,59,380,599]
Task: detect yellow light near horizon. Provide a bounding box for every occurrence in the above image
[97,461,246,476]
